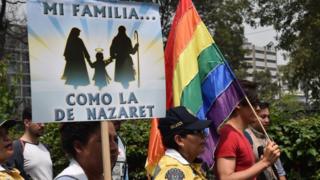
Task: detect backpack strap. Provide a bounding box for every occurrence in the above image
[244,130,253,145]
[11,139,30,180]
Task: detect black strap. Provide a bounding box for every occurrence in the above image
[6,139,30,180]
[244,130,253,145]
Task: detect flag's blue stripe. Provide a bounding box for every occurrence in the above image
[196,63,234,118]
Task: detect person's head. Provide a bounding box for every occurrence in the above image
[158,106,211,162]
[118,26,126,35]
[0,119,16,163]
[22,107,45,138]
[70,27,80,38]
[96,52,104,61]
[60,121,118,176]
[112,120,122,131]
[252,102,270,132]
[231,80,260,124]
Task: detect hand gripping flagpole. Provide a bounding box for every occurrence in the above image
[134,30,140,88]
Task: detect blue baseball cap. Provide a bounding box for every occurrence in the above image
[158,106,211,136]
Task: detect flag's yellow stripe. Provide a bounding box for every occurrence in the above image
[172,22,215,106]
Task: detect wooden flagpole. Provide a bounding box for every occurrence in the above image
[101,121,112,180]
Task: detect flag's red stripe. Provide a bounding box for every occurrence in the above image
[165,0,200,108]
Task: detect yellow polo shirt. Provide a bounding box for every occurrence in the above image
[0,165,24,180]
[153,149,206,180]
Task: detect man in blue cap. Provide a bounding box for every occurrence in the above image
[152,106,211,180]
[0,119,23,180]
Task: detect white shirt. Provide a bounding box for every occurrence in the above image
[112,136,129,180]
[165,149,189,165]
[55,159,88,180]
[0,164,5,171]
[23,142,53,180]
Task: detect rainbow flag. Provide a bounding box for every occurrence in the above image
[146,0,244,174]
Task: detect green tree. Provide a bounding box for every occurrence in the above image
[118,120,150,179]
[269,110,320,179]
[268,95,320,179]
[138,0,253,74]
[194,0,253,72]
[252,70,280,102]
[252,0,320,104]
[0,58,18,120]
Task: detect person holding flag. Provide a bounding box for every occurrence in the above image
[146,0,252,175]
[152,106,211,179]
[245,102,287,180]
[214,80,281,179]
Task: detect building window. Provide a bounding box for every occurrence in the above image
[23,53,29,62]
[23,86,31,97]
[22,63,30,73]
[23,75,30,85]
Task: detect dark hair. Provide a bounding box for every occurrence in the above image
[60,122,100,158]
[161,130,189,150]
[238,80,259,107]
[22,107,32,120]
[259,102,270,109]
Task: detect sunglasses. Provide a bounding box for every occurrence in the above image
[181,129,207,137]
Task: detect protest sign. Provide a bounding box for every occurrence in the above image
[27,0,166,122]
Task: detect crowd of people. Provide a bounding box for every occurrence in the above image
[151,80,286,180]
[0,80,286,180]
[0,110,126,180]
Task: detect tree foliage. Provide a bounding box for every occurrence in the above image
[118,120,150,179]
[252,70,280,102]
[194,0,253,71]
[269,96,320,179]
[252,0,320,104]
[0,58,18,120]
[138,0,253,74]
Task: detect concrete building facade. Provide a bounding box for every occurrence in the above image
[4,28,31,109]
[243,40,279,82]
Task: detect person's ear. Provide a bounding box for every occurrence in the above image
[174,134,185,148]
[24,119,32,127]
[73,140,84,154]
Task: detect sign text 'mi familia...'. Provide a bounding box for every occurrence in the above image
[27,0,166,122]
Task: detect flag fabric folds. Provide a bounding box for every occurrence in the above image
[146,0,244,175]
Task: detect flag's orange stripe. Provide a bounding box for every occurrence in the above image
[171,7,201,65]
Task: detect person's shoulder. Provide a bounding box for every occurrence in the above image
[219,124,240,139]
[154,156,192,180]
[158,154,188,167]
[154,166,187,180]
[0,168,24,180]
[55,175,81,180]
[55,160,87,180]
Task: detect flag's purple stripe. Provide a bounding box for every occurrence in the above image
[196,63,234,120]
[199,130,220,168]
[201,63,234,114]
[207,81,244,129]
